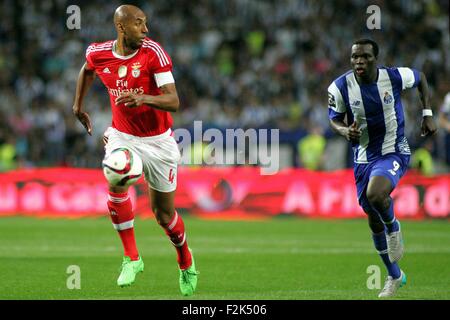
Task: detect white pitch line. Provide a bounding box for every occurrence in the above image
[1,246,450,256]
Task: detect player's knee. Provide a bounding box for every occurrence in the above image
[362,206,384,233]
[366,190,379,206]
[109,185,128,194]
[362,205,375,217]
[152,205,173,227]
[366,190,389,211]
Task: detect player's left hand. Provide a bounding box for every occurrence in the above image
[421,116,437,137]
[115,93,145,108]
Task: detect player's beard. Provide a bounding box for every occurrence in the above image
[124,37,141,50]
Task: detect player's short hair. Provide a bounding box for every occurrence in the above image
[353,39,379,58]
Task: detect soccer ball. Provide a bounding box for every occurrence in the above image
[102,148,143,186]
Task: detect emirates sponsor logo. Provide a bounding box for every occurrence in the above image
[108,86,145,97]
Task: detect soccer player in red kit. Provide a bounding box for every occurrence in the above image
[72,4,198,296]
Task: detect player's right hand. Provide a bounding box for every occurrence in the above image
[345,121,361,143]
[73,109,92,136]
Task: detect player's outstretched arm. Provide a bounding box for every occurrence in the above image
[115,83,180,112]
[329,119,361,143]
[73,63,96,135]
[417,72,437,137]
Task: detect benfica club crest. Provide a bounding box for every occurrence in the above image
[132,62,142,78]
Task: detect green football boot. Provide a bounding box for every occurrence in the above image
[117,256,144,287]
[179,249,199,296]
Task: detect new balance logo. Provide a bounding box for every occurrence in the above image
[351,100,361,107]
[103,67,111,73]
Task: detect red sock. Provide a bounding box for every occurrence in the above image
[107,191,139,261]
[162,211,192,270]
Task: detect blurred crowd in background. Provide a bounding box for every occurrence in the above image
[0,0,449,173]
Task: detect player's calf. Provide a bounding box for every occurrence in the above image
[155,208,198,295]
[157,210,192,270]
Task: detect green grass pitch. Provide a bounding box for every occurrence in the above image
[0,215,449,300]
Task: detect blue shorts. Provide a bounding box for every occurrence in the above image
[354,153,410,209]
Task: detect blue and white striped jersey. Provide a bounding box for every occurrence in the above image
[328,67,420,164]
[440,92,450,116]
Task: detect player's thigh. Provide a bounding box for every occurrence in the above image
[139,135,181,194]
[353,162,372,209]
[104,128,139,158]
[367,154,409,197]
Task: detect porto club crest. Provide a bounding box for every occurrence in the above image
[383,91,393,104]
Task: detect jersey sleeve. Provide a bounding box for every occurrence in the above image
[397,67,420,90]
[154,71,175,88]
[146,42,173,73]
[328,82,346,121]
[85,44,96,70]
[145,41,175,87]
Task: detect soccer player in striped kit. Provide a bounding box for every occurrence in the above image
[328,39,437,297]
[72,4,198,296]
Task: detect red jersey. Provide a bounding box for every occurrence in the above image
[85,37,174,137]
